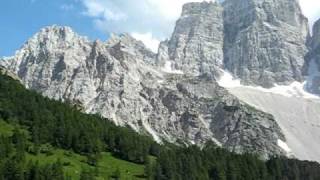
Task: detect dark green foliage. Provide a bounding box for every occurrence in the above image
[152,143,320,180]
[111,167,122,180]
[79,169,96,180]
[0,74,159,164]
[0,133,65,180]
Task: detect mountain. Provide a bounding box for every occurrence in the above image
[1,0,320,162]
[0,25,285,158]
[157,2,224,77]
[1,69,319,180]
[223,0,309,88]
[306,19,320,95]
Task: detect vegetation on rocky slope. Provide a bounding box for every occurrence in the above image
[0,73,320,180]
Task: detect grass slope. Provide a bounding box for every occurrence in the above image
[0,119,145,180]
[26,150,145,180]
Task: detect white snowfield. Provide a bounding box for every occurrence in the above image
[277,139,294,157]
[218,71,320,163]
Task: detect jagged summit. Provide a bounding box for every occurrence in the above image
[0,22,287,159]
[158,1,224,77]
[157,0,310,88]
[24,25,89,46]
[181,1,218,15]
[222,0,309,87]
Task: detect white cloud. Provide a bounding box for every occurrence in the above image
[81,0,210,50]
[131,32,160,52]
[299,0,320,28]
[81,0,320,50]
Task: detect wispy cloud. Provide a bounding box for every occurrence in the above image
[61,4,75,11]
[299,0,320,27]
[80,0,208,50]
[80,0,320,50]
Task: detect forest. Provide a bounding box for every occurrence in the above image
[0,73,320,180]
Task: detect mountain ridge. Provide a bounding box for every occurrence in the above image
[1,0,320,162]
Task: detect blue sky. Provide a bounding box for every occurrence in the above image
[0,0,320,56]
[0,0,106,56]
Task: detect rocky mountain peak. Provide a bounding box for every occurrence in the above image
[106,33,157,66]
[181,1,217,16]
[24,25,89,51]
[223,0,309,87]
[1,1,320,162]
[223,0,306,26]
[157,1,224,77]
[0,22,289,158]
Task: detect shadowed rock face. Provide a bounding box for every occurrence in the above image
[223,0,309,88]
[306,19,320,95]
[0,25,286,158]
[311,19,320,50]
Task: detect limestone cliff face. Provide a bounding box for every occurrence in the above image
[0,25,286,158]
[305,19,320,94]
[158,0,309,88]
[2,0,317,160]
[223,0,309,87]
[157,2,224,77]
[311,20,320,49]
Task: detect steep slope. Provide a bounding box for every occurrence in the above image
[305,19,320,95]
[0,26,286,158]
[1,71,320,180]
[2,0,319,162]
[223,0,309,87]
[157,1,224,77]
[222,84,320,162]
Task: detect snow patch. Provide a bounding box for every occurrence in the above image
[131,32,160,53]
[217,70,241,88]
[277,139,293,154]
[217,70,320,99]
[162,61,184,74]
[226,84,320,162]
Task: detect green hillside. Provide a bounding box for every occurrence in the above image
[0,119,145,180]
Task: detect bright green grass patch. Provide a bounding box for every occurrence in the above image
[26,149,92,179]
[0,119,15,136]
[96,152,145,180]
[26,150,146,180]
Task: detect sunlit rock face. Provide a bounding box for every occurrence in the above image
[157,1,224,77]
[0,25,286,158]
[223,0,309,88]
